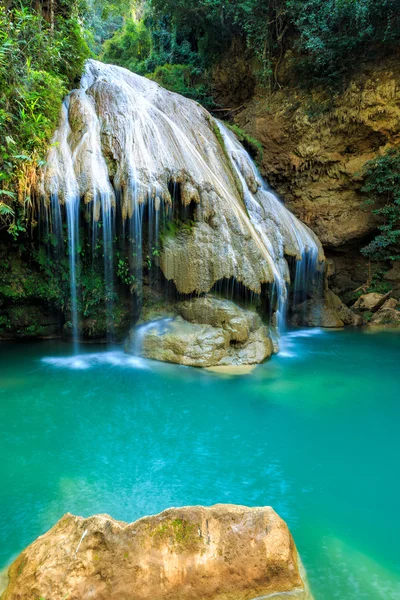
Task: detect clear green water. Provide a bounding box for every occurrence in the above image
[1,328,399,599]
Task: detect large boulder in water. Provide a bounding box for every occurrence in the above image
[2,504,312,600]
[125,296,274,367]
[178,295,260,342]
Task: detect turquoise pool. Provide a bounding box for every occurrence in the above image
[1,328,399,598]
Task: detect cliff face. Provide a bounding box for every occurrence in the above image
[222,58,400,300]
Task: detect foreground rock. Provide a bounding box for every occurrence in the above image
[126,296,274,367]
[2,504,312,600]
[291,289,362,327]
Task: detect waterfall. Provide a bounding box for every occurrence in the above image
[46,97,81,350]
[40,59,324,349]
[217,121,322,335]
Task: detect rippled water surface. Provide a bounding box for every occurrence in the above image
[1,329,399,599]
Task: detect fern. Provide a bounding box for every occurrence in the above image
[0,201,15,216]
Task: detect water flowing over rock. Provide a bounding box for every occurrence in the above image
[38,59,325,350]
[2,504,313,600]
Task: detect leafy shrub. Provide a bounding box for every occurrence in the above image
[0,1,90,233]
[288,0,400,86]
[361,148,400,262]
[147,64,214,106]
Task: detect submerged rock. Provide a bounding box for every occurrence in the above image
[2,504,312,600]
[126,296,273,367]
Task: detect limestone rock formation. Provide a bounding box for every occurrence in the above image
[368,306,400,327]
[352,293,400,327]
[291,289,362,328]
[126,296,274,367]
[235,61,400,249]
[350,291,400,326]
[178,295,259,341]
[2,504,312,600]
[352,291,392,313]
[40,59,323,299]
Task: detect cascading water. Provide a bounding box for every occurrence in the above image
[100,191,115,341]
[65,192,80,350]
[40,59,325,353]
[47,97,81,350]
[217,121,322,336]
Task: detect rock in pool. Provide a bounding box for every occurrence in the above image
[125,295,274,367]
[2,504,313,600]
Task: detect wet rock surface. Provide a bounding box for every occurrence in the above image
[291,290,362,328]
[230,58,400,307]
[41,59,323,299]
[126,296,274,367]
[2,504,312,600]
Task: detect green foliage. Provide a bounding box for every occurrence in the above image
[0,202,14,214]
[101,13,214,105]
[288,0,400,86]
[0,1,90,231]
[85,0,128,55]
[118,0,400,94]
[147,64,213,105]
[226,124,263,164]
[102,18,151,73]
[116,254,136,287]
[361,148,400,262]
[352,271,393,301]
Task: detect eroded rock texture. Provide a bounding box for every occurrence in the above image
[351,292,400,327]
[231,59,400,298]
[41,59,323,298]
[291,290,362,328]
[2,505,312,600]
[126,296,274,367]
